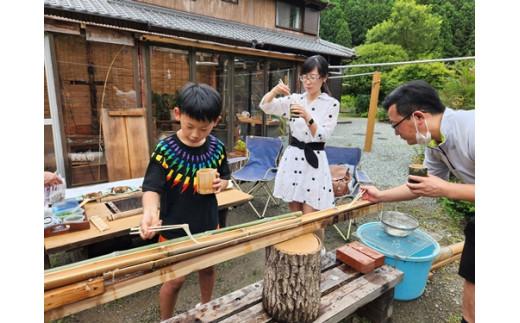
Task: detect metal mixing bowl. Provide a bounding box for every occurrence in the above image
[380,211,419,237]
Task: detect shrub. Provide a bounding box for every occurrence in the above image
[355,94,371,114]
[376,107,388,122]
[340,94,356,113]
[439,197,475,223]
[439,60,475,110]
[382,62,454,95]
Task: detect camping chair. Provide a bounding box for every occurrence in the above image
[231,136,283,219]
[325,146,373,241]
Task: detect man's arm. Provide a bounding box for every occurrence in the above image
[362,184,419,203]
[407,174,475,202]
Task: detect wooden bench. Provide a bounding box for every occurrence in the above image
[166,251,403,323]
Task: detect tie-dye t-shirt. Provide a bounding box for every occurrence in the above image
[142,133,230,239]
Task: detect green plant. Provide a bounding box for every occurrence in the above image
[376,107,388,122]
[355,94,371,115]
[439,60,475,110]
[411,145,425,164]
[439,197,475,223]
[340,94,356,113]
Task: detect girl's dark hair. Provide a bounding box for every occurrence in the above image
[177,82,222,122]
[301,55,331,95]
[382,80,445,116]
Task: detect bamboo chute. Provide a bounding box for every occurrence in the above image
[44,200,381,320]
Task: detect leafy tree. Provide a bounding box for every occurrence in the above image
[418,0,475,57]
[343,0,394,46]
[365,0,442,58]
[382,62,454,95]
[319,1,352,47]
[343,42,408,111]
[439,60,475,110]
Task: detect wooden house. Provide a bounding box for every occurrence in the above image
[44,0,355,187]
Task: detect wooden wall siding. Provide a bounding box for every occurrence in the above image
[136,0,276,29]
[150,47,190,95]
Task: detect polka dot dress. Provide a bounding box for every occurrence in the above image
[260,92,340,210]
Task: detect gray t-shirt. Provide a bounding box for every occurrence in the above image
[424,107,475,184]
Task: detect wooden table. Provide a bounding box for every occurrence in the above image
[167,251,403,323]
[236,115,280,126]
[44,188,253,255]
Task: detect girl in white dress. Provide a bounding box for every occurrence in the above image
[259,55,339,216]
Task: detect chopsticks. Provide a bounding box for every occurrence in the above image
[130,224,200,244]
[346,188,366,209]
[334,188,366,241]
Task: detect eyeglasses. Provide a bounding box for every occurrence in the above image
[391,111,415,130]
[299,74,321,82]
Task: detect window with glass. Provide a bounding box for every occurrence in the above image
[53,34,137,186]
[266,60,297,138]
[276,1,302,30]
[232,57,267,153]
[149,46,190,141]
[44,71,57,173]
[195,51,231,147]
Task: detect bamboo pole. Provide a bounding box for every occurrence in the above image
[432,241,464,264]
[44,201,381,319]
[45,215,302,290]
[363,71,381,152]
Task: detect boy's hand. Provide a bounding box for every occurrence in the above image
[212,172,228,193]
[140,208,162,240]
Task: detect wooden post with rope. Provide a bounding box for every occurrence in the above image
[364,71,381,152]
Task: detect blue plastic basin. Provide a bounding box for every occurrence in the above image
[357,222,440,301]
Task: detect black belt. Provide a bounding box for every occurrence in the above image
[289,136,325,169]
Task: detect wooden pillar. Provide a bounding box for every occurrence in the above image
[262,233,322,323]
[363,71,381,152]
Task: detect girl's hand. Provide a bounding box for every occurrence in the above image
[271,81,290,97]
[290,104,310,122]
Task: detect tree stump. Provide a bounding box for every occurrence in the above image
[262,233,322,323]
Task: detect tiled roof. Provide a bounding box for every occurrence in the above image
[44,0,355,58]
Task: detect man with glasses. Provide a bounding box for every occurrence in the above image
[362,80,475,323]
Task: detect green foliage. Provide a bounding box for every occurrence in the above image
[366,0,443,58]
[376,108,388,122]
[439,197,475,223]
[439,61,475,110]
[382,62,453,95]
[355,94,371,114]
[319,0,352,47]
[411,145,425,164]
[340,94,356,113]
[343,0,394,46]
[343,42,408,99]
[418,0,475,57]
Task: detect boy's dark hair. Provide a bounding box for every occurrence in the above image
[177,82,222,122]
[301,54,331,95]
[382,80,445,116]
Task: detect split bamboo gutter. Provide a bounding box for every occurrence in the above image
[44,200,381,320]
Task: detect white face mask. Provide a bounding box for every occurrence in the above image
[413,115,431,145]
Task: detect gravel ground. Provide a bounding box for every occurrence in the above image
[59,118,465,323]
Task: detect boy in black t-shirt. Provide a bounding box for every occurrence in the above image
[140,83,230,320]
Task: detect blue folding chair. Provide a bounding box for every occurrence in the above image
[325,146,373,240]
[231,136,283,218]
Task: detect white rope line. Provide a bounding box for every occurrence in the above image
[329,72,375,79]
[330,56,475,70]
